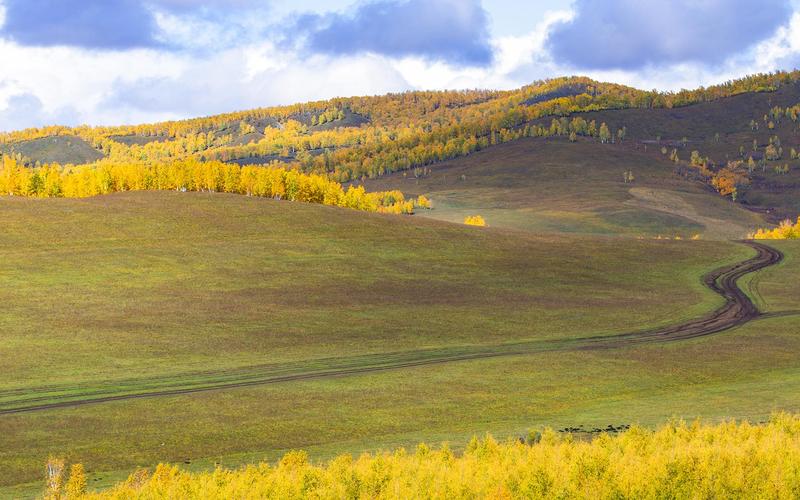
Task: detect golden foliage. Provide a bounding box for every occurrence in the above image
[464,215,487,227]
[65,464,87,499]
[751,217,800,239]
[60,414,800,499]
[711,163,751,197]
[4,72,799,187]
[415,194,432,209]
[0,156,417,215]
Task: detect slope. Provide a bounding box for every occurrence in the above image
[362,137,767,239]
[0,191,762,486]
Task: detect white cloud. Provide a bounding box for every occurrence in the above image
[0,2,798,132]
[752,11,800,71]
[105,49,411,119]
[0,41,184,128]
[392,10,573,91]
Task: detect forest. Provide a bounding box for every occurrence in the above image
[0,156,419,214]
[2,71,799,190]
[45,414,800,499]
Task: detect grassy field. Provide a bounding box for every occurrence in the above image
[363,138,767,239]
[3,135,104,165]
[0,191,778,492]
[3,265,799,496]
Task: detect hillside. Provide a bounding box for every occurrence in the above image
[1,74,800,496]
[362,138,766,239]
[0,191,798,496]
[1,72,798,240]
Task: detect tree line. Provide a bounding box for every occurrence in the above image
[45,413,800,499]
[751,217,800,239]
[0,156,419,215]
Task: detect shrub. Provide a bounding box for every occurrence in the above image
[464,215,487,227]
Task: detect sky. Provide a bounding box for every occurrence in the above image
[0,0,798,131]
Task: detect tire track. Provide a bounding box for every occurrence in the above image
[0,241,783,415]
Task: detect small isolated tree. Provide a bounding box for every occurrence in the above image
[690,150,704,166]
[765,144,782,161]
[599,123,611,143]
[65,464,87,498]
[569,131,577,143]
[775,164,790,175]
[416,195,432,209]
[464,215,487,227]
[623,170,635,184]
[45,457,65,499]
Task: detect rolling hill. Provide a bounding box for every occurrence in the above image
[1,72,799,238]
[0,192,798,496]
[1,73,799,496]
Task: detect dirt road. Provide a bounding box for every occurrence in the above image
[0,241,783,415]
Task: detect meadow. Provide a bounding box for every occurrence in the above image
[1,74,799,497]
[0,192,797,496]
[363,137,766,239]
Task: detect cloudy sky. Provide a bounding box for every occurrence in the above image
[0,0,799,131]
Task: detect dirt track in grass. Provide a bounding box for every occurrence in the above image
[0,241,782,415]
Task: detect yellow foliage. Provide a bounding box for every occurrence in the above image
[0,157,414,215]
[416,194,432,209]
[67,414,800,499]
[464,215,487,227]
[44,457,65,500]
[65,464,87,499]
[751,217,800,239]
[4,72,798,186]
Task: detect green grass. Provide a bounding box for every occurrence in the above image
[741,240,800,312]
[3,303,799,497]
[4,135,104,165]
[0,191,767,491]
[0,192,743,392]
[363,138,767,239]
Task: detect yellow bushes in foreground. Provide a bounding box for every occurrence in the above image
[751,217,800,239]
[0,156,417,214]
[53,414,800,499]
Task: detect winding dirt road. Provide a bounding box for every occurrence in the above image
[0,241,783,415]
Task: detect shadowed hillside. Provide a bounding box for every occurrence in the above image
[362,137,767,239]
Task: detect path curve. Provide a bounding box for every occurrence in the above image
[0,241,783,415]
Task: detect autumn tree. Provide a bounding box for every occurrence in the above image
[599,123,611,143]
[765,144,782,161]
[65,464,87,498]
[622,170,635,183]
